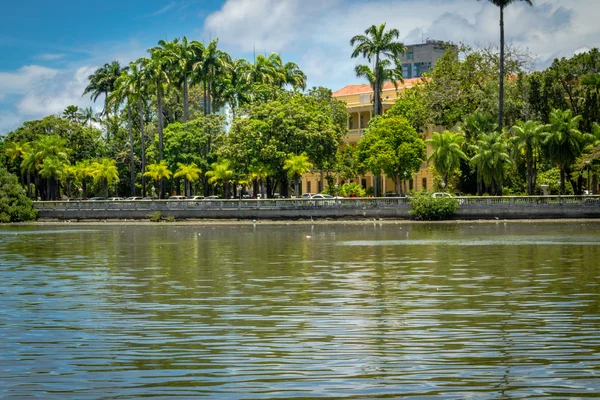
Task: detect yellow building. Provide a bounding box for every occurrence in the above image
[302,78,439,196]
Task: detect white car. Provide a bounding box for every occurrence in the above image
[432,192,453,198]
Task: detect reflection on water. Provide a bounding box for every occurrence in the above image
[1,222,600,398]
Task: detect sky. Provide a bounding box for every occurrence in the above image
[1,0,599,135]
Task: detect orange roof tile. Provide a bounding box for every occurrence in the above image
[332,77,427,97]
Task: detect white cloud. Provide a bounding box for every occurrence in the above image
[35,53,67,61]
[0,65,58,95]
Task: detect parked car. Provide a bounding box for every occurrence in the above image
[186,196,205,201]
[432,192,453,198]
[126,196,143,201]
[141,197,156,200]
[301,193,315,199]
[89,197,107,201]
[168,195,187,200]
[384,193,407,198]
[108,197,124,201]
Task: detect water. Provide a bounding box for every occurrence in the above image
[1,221,600,398]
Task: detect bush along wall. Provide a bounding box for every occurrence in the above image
[0,166,38,222]
[409,193,458,221]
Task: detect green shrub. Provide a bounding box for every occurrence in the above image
[147,211,162,222]
[365,186,375,197]
[339,182,366,197]
[163,216,175,222]
[409,193,458,220]
[0,166,37,222]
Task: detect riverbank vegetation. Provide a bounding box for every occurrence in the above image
[2,25,600,201]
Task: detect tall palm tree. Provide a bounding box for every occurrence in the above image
[248,164,271,199]
[510,120,547,195]
[206,160,234,198]
[39,156,67,200]
[351,23,407,116]
[354,58,403,115]
[83,61,126,142]
[249,53,281,86]
[162,37,205,121]
[426,131,468,190]
[543,109,594,194]
[222,58,252,118]
[174,162,202,197]
[109,66,135,196]
[279,61,307,91]
[141,48,170,163]
[91,158,120,197]
[127,61,150,197]
[283,153,313,197]
[470,131,512,195]
[33,135,70,200]
[144,161,172,199]
[73,160,93,198]
[192,39,227,115]
[478,0,533,132]
[5,141,30,186]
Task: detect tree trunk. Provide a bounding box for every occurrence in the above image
[127,104,136,196]
[157,86,165,199]
[183,75,189,121]
[104,181,109,198]
[139,99,147,198]
[374,53,381,116]
[526,150,534,195]
[498,6,505,132]
[560,164,566,195]
[203,80,208,115]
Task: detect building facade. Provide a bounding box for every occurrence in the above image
[399,40,457,79]
[302,78,441,196]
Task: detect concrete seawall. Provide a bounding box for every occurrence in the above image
[34,196,600,220]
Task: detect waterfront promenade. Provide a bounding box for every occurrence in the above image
[34,195,600,220]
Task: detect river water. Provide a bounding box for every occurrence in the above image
[1,221,600,398]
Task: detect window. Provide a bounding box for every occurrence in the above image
[307,181,311,194]
[422,178,427,191]
[406,52,414,60]
[361,179,367,188]
[409,179,414,191]
[360,115,365,129]
[349,116,354,129]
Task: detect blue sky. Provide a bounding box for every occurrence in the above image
[1,0,599,135]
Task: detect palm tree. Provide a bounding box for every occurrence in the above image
[478,0,533,132]
[192,39,228,115]
[109,62,145,196]
[83,61,126,142]
[162,37,205,121]
[73,160,93,198]
[510,120,547,195]
[5,141,30,186]
[206,160,234,198]
[354,58,403,114]
[351,23,407,116]
[470,131,512,195]
[279,61,307,90]
[249,53,281,86]
[174,162,202,197]
[223,58,252,118]
[141,48,170,163]
[426,131,468,190]
[283,153,313,197]
[39,156,67,200]
[144,161,172,199]
[248,164,271,199]
[62,105,81,123]
[127,61,150,197]
[79,106,100,127]
[543,109,594,194]
[91,158,120,197]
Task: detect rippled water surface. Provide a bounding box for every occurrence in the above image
[1,221,600,398]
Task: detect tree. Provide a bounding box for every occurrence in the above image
[206,160,234,198]
[510,120,547,194]
[174,163,202,197]
[0,166,37,222]
[469,131,512,195]
[144,161,172,199]
[478,0,533,132]
[350,23,407,116]
[357,115,426,194]
[283,153,313,197]
[426,131,468,190]
[79,106,100,127]
[83,61,126,142]
[62,105,81,123]
[354,58,403,116]
[543,109,593,194]
[91,158,120,197]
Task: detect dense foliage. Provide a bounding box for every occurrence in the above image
[0,166,37,222]
[409,193,458,220]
